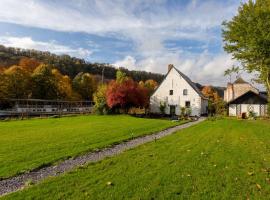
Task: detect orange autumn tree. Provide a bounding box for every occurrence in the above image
[202,86,220,102]
[202,86,226,115]
[19,57,41,72]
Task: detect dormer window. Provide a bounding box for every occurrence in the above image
[183,89,188,95]
[169,90,173,95]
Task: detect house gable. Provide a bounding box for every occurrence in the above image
[151,66,205,99]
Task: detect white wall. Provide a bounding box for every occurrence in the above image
[150,67,205,116]
[229,104,267,117]
[229,104,237,116]
[241,104,260,116]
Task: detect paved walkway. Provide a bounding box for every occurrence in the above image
[0,118,205,196]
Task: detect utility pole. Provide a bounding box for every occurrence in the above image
[101,67,105,84]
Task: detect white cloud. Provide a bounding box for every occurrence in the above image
[0,0,246,87]
[0,36,92,58]
[113,52,264,89]
[0,0,238,40]
[113,55,136,70]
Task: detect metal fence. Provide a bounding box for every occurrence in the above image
[0,99,94,117]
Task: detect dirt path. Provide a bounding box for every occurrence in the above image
[0,118,205,196]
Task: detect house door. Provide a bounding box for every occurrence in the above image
[170,105,176,116]
[236,104,241,116]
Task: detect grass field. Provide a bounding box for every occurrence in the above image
[0,115,181,179]
[3,118,270,199]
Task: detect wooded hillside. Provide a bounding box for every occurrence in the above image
[0,45,164,83]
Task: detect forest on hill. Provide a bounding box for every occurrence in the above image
[0,44,160,112]
[0,45,164,83]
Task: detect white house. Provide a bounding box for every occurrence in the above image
[150,65,208,116]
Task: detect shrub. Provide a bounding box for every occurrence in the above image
[159,101,166,115]
[180,107,186,119]
[93,84,109,115]
[186,108,191,117]
[248,111,257,119]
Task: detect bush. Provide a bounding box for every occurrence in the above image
[186,108,191,117]
[180,107,191,120]
[159,102,166,115]
[93,84,108,115]
[180,107,186,119]
[248,111,257,119]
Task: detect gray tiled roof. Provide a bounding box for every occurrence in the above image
[174,67,207,99]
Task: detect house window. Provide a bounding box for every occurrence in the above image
[169,90,173,95]
[185,101,191,108]
[183,89,188,95]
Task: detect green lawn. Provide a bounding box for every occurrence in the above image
[0,115,181,179]
[3,118,270,200]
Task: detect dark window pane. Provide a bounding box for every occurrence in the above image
[169,90,173,95]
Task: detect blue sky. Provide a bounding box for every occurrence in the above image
[0,0,255,87]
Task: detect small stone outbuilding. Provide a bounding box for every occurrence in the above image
[224,78,268,117]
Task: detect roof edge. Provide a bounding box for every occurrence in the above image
[228,90,268,104]
[151,65,207,99]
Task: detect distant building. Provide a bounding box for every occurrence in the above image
[224,77,268,117]
[150,65,208,116]
[224,77,259,102]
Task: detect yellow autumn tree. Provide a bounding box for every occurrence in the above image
[4,65,31,98]
[93,84,108,114]
[52,69,73,100]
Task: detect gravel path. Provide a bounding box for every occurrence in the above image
[0,118,205,196]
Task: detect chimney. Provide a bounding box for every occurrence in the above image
[168,64,174,72]
[226,82,234,102]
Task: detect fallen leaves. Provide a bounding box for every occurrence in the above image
[256,183,261,190]
[106,181,114,186]
[266,178,270,184]
[247,171,254,176]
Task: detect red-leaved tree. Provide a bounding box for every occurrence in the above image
[106,78,148,112]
